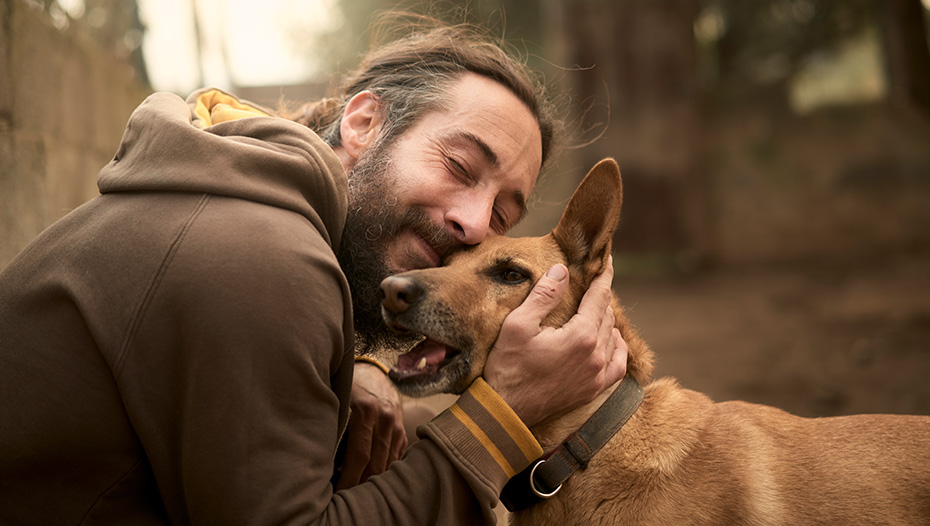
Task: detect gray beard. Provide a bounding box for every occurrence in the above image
[336,142,456,356]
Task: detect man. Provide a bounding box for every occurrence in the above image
[0,22,626,525]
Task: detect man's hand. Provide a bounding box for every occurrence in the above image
[483,257,628,428]
[335,362,408,490]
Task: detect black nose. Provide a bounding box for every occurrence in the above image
[380,276,424,314]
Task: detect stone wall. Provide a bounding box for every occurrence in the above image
[0,0,149,268]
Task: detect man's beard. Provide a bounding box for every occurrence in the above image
[336,140,459,354]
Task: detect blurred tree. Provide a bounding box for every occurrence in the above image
[311,0,930,120]
[706,0,875,102]
[28,0,149,87]
[703,0,930,114]
[554,0,707,260]
[302,1,539,71]
[878,0,930,114]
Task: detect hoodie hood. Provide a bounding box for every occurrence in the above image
[98,88,348,249]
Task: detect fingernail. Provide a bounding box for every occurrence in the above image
[546,264,567,281]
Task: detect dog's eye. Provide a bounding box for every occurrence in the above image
[497,269,528,285]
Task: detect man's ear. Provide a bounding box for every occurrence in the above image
[340,91,384,165]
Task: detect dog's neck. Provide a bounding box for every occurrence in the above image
[529,378,626,452]
[530,303,653,451]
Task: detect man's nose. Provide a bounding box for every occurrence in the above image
[444,195,494,245]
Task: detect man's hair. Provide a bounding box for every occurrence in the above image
[285,15,560,167]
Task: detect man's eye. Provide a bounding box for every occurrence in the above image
[449,158,470,179]
[490,210,507,235]
[497,269,527,284]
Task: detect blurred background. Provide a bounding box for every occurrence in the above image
[2,0,929,419]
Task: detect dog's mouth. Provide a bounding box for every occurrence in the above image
[389,337,462,384]
[380,299,475,394]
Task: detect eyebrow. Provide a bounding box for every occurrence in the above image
[452,131,499,168]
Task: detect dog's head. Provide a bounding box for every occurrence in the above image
[379,158,653,397]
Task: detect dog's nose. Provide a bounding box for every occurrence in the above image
[380,276,423,313]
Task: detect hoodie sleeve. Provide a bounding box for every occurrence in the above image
[421,379,544,490]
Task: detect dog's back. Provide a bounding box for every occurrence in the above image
[518,376,930,525]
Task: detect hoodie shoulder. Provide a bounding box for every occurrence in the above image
[98,90,348,249]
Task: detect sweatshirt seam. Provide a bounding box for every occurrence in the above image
[78,454,148,525]
[112,194,211,376]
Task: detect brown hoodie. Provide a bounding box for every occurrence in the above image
[0,89,542,525]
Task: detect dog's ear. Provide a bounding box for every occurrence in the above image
[552,158,623,279]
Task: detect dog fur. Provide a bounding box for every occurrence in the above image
[379,158,930,525]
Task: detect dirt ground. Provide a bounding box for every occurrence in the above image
[614,250,930,419]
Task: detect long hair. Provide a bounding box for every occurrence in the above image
[283,14,561,167]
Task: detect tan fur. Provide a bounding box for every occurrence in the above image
[380,159,930,525]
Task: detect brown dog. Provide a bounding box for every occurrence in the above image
[379,159,930,525]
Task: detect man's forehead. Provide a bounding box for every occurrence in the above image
[443,75,542,162]
[446,74,533,116]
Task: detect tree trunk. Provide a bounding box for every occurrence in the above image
[557,0,710,264]
[879,0,930,115]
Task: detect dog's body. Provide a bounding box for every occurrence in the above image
[379,159,930,525]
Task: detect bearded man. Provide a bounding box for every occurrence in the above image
[0,21,626,525]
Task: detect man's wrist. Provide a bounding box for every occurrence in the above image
[354,355,391,375]
[420,378,544,495]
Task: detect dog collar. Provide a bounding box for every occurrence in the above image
[500,377,644,512]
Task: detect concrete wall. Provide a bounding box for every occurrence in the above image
[1,0,149,269]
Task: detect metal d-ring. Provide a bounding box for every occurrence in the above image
[528,459,562,498]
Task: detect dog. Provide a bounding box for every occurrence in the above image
[378,158,930,525]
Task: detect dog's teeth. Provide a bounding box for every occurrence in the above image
[416,357,427,370]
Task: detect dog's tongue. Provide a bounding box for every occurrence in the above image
[392,339,448,379]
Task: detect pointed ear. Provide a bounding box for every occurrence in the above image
[339,91,384,166]
[552,158,623,279]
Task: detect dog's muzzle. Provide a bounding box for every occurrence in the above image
[380,275,423,314]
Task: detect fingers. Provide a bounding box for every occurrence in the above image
[592,303,616,375]
[596,301,616,352]
[574,256,615,323]
[334,418,372,491]
[566,259,625,403]
[362,433,391,482]
[485,257,624,429]
[391,422,408,465]
[365,411,407,478]
[604,328,629,387]
[507,264,570,329]
[336,408,407,490]
[339,363,408,490]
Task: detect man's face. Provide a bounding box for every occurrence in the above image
[339,72,543,345]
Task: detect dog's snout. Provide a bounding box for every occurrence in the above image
[380,276,423,314]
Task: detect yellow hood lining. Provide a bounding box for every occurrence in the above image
[194,89,270,127]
